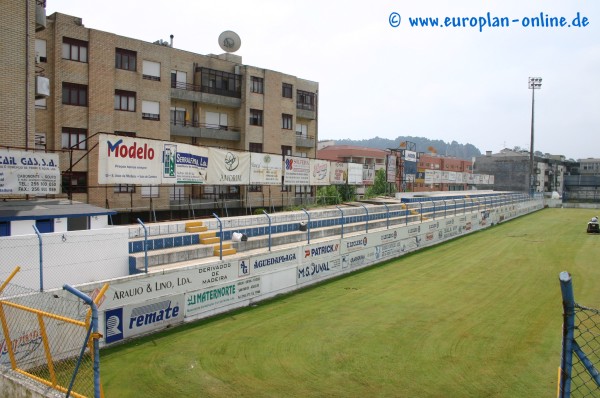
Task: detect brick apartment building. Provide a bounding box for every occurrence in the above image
[2,3,319,218]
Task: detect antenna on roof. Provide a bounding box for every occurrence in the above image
[218,30,241,53]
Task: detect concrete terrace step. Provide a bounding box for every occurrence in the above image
[129,243,215,273]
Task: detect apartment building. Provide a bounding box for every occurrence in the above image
[2,7,318,218]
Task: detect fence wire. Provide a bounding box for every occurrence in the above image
[0,278,96,398]
[568,304,600,397]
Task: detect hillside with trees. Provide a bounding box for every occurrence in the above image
[329,136,481,160]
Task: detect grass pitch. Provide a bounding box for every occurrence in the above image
[100,208,600,397]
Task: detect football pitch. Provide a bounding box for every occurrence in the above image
[100,208,600,398]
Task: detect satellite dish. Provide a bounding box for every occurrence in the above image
[218,30,241,53]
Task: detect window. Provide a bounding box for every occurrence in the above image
[35,39,47,63]
[142,60,161,81]
[282,114,293,130]
[170,107,187,125]
[171,70,187,89]
[62,172,87,194]
[296,123,308,137]
[142,101,160,121]
[206,112,228,129]
[62,37,87,62]
[62,127,87,149]
[282,83,293,98]
[114,184,135,193]
[35,133,46,150]
[62,83,88,106]
[115,48,136,71]
[114,90,136,111]
[248,143,263,192]
[249,109,263,126]
[199,67,241,98]
[251,76,264,94]
[297,90,315,111]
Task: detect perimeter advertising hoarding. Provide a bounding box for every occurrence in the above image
[340,247,376,271]
[330,162,347,185]
[301,239,341,264]
[0,149,60,195]
[98,261,240,309]
[347,163,363,185]
[283,156,310,185]
[185,276,261,316]
[362,164,375,185]
[245,247,299,275]
[104,294,185,344]
[310,159,330,186]
[98,134,164,185]
[207,148,250,185]
[249,153,283,185]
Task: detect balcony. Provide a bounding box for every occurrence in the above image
[296,134,315,148]
[170,120,241,142]
[296,108,316,120]
[170,81,241,108]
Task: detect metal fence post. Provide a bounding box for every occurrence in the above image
[359,204,369,233]
[136,218,148,273]
[32,225,43,292]
[559,271,575,398]
[382,203,390,229]
[63,284,101,398]
[262,210,272,251]
[301,208,310,244]
[336,206,344,238]
[213,213,223,260]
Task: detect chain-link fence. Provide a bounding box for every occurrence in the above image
[559,272,600,398]
[0,268,106,398]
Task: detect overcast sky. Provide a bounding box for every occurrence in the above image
[47,0,599,160]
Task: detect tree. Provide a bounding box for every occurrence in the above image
[365,169,388,198]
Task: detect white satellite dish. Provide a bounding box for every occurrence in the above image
[218,30,241,53]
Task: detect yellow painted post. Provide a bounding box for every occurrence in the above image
[0,303,17,369]
[0,266,21,294]
[37,313,58,387]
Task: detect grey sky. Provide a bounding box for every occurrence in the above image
[47,0,600,160]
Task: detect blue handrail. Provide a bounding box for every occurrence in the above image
[213,213,223,260]
[335,206,344,238]
[32,225,43,292]
[136,218,148,273]
[262,210,272,251]
[301,208,311,244]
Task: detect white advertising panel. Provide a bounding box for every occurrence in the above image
[489,175,495,184]
[424,170,434,184]
[347,163,363,185]
[99,260,241,309]
[330,162,347,185]
[247,247,299,275]
[341,235,372,254]
[207,148,250,185]
[250,153,283,185]
[161,143,209,184]
[386,155,397,183]
[340,247,376,270]
[297,258,341,284]
[434,170,442,183]
[362,165,375,185]
[0,149,60,195]
[404,150,417,162]
[283,156,310,185]
[301,239,341,264]
[448,172,457,182]
[185,276,261,316]
[98,134,163,184]
[310,159,330,186]
[104,294,185,344]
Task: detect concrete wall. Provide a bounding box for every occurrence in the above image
[0,226,130,290]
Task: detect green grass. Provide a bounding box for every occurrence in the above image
[100,208,600,397]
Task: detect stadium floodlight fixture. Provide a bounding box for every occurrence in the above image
[528,76,542,197]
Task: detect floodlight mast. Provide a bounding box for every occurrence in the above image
[528,77,542,197]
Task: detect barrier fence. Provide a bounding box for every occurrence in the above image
[558,272,600,398]
[0,267,107,398]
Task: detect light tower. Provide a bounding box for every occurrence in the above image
[528,77,542,196]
